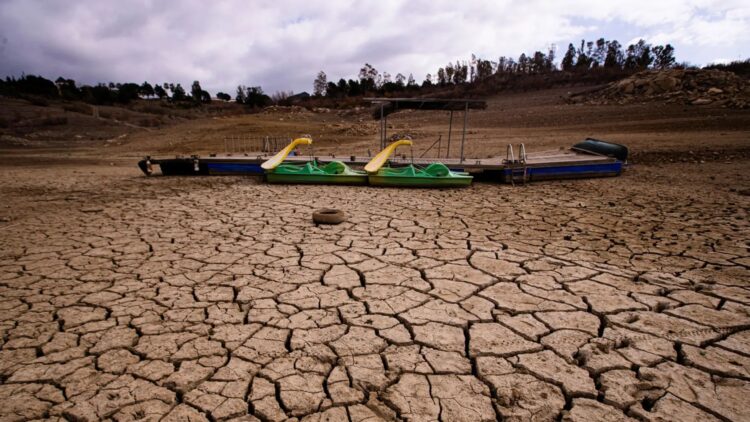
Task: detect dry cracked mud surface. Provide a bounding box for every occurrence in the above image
[0,161,749,421]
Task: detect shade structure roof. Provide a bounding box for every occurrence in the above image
[365,97,487,119]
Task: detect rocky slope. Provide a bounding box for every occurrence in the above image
[569,69,750,108]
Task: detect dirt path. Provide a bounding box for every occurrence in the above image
[0,160,748,421]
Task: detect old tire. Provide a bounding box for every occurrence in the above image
[313,208,346,225]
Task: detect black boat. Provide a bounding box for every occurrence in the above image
[572,138,629,162]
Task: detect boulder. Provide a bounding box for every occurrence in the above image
[576,69,748,109]
[653,76,679,92]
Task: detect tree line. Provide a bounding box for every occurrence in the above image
[313,37,678,98]
[233,85,271,107]
[0,74,290,114]
[559,39,675,71]
[5,38,744,110]
[0,73,283,109]
[0,75,233,106]
[704,58,750,78]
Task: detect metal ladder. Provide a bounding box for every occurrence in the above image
[505,144,528,185]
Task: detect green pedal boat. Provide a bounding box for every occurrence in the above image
[368,163,473,187]
[266,160,368,185]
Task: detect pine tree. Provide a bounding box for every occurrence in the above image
[171,84,186,102]
[235,85,247,103]
[358,64,378,92]
[139,81,154,98]
[191,81,203,103]
[561,44,576,71]
[604,41,624,69]
[313,71,327,96]
[652,44,675,69]
[154,85,167,99]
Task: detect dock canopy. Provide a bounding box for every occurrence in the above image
[365,97,487,119]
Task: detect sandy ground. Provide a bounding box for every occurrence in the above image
[11,86,739,160]
[0,154,749,421]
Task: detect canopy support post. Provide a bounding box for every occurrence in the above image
[384,113,387,147]
[379,104,385,150]
[446,110,453,159]
[460,101,468,163]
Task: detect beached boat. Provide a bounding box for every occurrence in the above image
[368,162,473,187]
[266,160,368,184]
[572,138,629,162]
[364,139,473,188]
[262,137,366,185]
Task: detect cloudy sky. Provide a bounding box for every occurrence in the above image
[0,0,748,95]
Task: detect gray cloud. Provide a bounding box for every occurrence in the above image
[0,0,747,95]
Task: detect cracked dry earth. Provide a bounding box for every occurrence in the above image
[1,162,749,422]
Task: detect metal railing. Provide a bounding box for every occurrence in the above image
[217,133,525,162]
[380,134,505,162]
[222,136,291,155]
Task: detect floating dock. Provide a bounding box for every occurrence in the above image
[138,145,624,184]
[137,95,628,184]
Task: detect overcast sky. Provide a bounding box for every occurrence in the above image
[0,0,748,95]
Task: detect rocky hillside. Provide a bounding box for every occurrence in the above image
[568,69,749,108]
